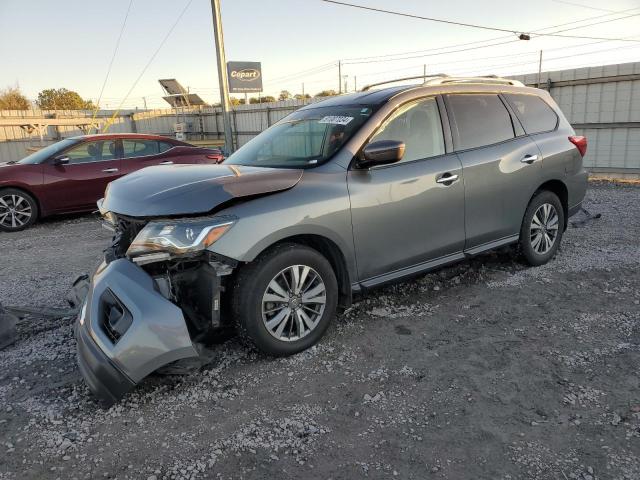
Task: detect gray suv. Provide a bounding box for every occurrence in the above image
[76,76,588,405]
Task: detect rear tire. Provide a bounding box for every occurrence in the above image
[231,243,338,356]
[519,190,564,266]
[0,188,38,232]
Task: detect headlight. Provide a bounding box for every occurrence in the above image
[126,217,234,259]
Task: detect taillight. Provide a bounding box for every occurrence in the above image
[568,136,587,157]
[206,154,224,164]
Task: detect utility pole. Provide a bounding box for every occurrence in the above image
[210,0,234,154]
[338,60,342,94]
[343,75,348,94]
[423,64,427,81]
[354,76,357,92]
[142,96,147,110]
[302,83,305,104]
[537,50,543,88]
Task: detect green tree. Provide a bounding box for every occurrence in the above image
[230,97,246,106]
[36,88,94,110]
[314,89,337,97]
[278,90,291,101]
[294,93,311,100]
[0,86,30,110]
[248,96,276,104]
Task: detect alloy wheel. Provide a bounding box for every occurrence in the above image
[261,264,327,342]
[530,203,559,255]
[0,194,32,230]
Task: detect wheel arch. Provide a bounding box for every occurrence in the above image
[0,185,42,219]
[532,179,568,230]
[253,234,353,310]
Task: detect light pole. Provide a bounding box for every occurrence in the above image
[210,0,234,154]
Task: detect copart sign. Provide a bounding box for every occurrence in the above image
[227,61,263,93]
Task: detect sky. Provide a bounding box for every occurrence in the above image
[1,0,639,109]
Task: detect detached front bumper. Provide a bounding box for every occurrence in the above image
[75,320,135,406]
[76,259,199,407]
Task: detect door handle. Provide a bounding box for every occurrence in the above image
[102,168,119,173]
[520,154,539,164]
[436,173,459,185]
[159,160,174,165]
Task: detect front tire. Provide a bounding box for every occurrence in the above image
[231,243,338,356]
[519,190,564,266]
[0,188,38,232]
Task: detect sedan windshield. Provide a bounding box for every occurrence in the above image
[225,105,376,168]
[17,138,79,164]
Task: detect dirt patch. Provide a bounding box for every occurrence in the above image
[0,183,638,479]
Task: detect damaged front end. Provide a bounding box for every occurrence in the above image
[76,211,237,407]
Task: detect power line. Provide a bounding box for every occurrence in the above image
[343,26,638,66]
[340,6,640,63]
[449,42,640,76]
[264,61,338,85]
[102,0,193,131]
[552,0,620,13]
[321,0,640,44]
[248,5,638,92]
[91,0,133,123]
[354,34,639,80]
[344,38,528,65]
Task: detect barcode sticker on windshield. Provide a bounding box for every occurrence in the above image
[318,116,354,125]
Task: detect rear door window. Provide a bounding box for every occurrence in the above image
[447,94,515,150]
[504,93,558,134]
[122,140,160,158]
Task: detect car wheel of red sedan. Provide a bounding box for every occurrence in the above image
[0,188,38,232]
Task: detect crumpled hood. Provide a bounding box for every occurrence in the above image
[101,164,303,217]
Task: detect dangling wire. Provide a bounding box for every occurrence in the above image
[102,0,193,132]
[90,0,134,132]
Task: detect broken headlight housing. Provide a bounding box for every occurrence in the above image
[126,217,235,262]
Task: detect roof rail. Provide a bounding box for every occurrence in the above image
[360,74,524,92]
[425,76,525,87]
[361,74,449,92]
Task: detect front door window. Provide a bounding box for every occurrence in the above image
[64,140,118,164]
[369,97,445,162]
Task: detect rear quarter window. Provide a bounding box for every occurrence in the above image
[446,94,515,151]
[504,93,558,134]
[158,141,174,153]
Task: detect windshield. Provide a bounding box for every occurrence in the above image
[225,105,376,168]
[16,138,79,164]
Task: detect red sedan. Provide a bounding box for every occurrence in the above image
[0,134,224,231]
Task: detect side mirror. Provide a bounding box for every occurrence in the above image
[53,155,70,166]
[358,140,405,168]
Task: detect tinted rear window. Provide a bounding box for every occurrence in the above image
[504,93,558,134]
[447,94,515,150]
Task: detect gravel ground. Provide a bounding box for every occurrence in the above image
[0,182,639,480]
